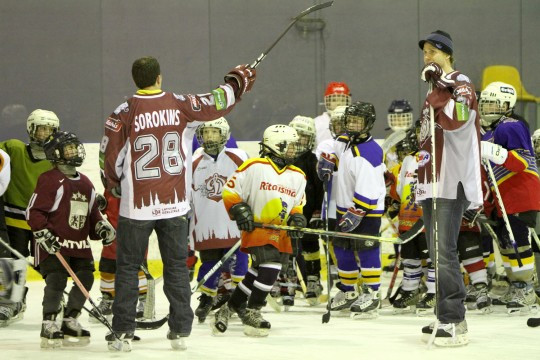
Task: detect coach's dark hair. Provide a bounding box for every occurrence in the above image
[132,56,160,89]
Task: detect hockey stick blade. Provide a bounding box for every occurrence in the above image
[250,1,334,69]
[527,317,540,327]
[381,130,406,155]
[136,314,169,330]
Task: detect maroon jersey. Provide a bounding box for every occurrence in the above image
[27,168,103,265]
[101,86,237,220]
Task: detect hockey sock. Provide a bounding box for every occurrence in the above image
[358,247,382,291]
[463,256,488,285]
[43,272,68,316]
[303,250,322,276]
[65,270,94,315]
[402,258,422,291]
[247,262,282,308]
[230,268,258,307]
[231,251,249,287]
[333,246,359,291]
[197,260,221,294]
[99,271,115,297]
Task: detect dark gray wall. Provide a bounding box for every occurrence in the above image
[1,0,539,142]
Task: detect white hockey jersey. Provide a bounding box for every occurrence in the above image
[222,157,306,253]
[191,147,249,251]
[0,149,10,196]
[314,112,332,150]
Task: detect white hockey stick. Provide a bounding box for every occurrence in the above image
[381,130,406,155]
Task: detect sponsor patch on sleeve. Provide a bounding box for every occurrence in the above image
[187,94,201,111]
[104,117,122,132]
[212,88,226,110]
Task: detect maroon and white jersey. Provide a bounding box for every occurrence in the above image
[26,168,103,265]
[190,147,248,251]
[101,86,237,220]
[416,71,483,208]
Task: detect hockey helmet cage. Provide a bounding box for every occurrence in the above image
[533,128,540,162]
[330,105,347,138]
[44,131,86,167]
[387,99,413,131]
[289,115,316,153]
[324,82,351,112]
[260,124,300,165]
[27,109,60,145]
[196,117,230,155]
[479,82,517,127]
[344,101,376,139]
[395,127,419,161]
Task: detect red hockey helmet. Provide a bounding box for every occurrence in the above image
[324,82,351,112]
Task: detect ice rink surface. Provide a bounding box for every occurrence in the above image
[1,276,539,360]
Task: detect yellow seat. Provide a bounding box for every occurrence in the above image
[481,65,540,125]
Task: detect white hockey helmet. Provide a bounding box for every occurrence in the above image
[532,129,540,162]
[196,117,230,154]
[27,109,60,145]
[479,82,517,127]
[387,99,413,131]
[289,115,315,153]
[329,105,347,138]
[260,124,300,165]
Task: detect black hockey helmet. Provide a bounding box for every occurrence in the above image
[387,99,413,131]
[395,127,419,160]
[44,131,86,167]
[344,101,376,140]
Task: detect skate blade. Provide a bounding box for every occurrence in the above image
[40,338,63,349]
[433,335,469,347]
[211,320,228,335]
[62,336,90,347]
[415,308,433,317]
[0,312,24,328]
[350,311,378,320]
[392,306,414,315]
[306,297,320,306]
[107,340,132,352]
[507,304,539,316]
[243,325,269,337]
[170,338,187,351]
[265,294,282,313]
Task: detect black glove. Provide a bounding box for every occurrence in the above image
[287,213,307,240]
[96,220,115,246]
[463,207,482,227]
[229,202,254,232]
[34,229,61,254]
[96,193,108,212]
[224,65,256,99]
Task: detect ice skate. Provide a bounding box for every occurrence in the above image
[330,289,359,312]
[212,302,245,335]
[40,318,64,349]
[305,275,324,306]
[350,287,380,319]
[167,330,187,350]
[195,293,214,323]
[61,316,91,347]
[0,302,24,327]
[416,292,435,316]
[506,281,539,315]
[392,288,420,314]
[465,282,492,313]
[89,293,113,323]
[106,331,134,352]
[421,320,469,347]
[242,307,271,337]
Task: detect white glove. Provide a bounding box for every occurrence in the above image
[96,220,115,246]
[481,141,508,165]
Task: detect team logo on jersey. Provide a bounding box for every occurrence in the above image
[417,150,431,167]
[187,95,201,111]
[195,173,228,202]
[104,117,122,133]
[69,192,88,230]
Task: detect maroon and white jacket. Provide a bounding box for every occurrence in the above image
[101,86,237,220]
[416,71,483,208]
[26,168,103,265]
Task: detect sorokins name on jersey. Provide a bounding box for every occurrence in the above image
[259,181,296,197]
[133,109,181,132]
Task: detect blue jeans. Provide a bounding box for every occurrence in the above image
[421,185,470,323]
[112,216,193,335]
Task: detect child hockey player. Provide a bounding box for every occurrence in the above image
[27,131,115,348]
[214,124,307,337]
[191,117,249,323]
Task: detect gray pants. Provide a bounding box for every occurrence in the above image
[421,184,470,324]
[112,216,193,335]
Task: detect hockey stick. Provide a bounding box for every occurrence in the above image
[321,181,332,323]
[254,223,401,244]
[140,264,155,320]
[381,130,407,155]
[190,240,241,294]
[483,159,523,267]
[249,1,334,69]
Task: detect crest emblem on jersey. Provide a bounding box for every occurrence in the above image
[201,173,228,202]
[69,192,88,230]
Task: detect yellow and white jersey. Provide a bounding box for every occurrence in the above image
[191,147,249,251]
[396,154,423,231]
[222,157,306,253]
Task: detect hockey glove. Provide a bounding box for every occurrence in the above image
[111,185,122,199]
[224,65,256,99]
[481,141,508,165]
[287,213,307,240]
[463,207,482,227]
[309,210,324,229]
[229,202,254,232]
[317,152,337,181]
[96,193,108,212]
[96,220,116,246]
[338,207,366,233]
[34,229,61,254]
[421,62,455,90]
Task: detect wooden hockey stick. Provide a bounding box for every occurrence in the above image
[254,222,401,244]
[250,1,334,69]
